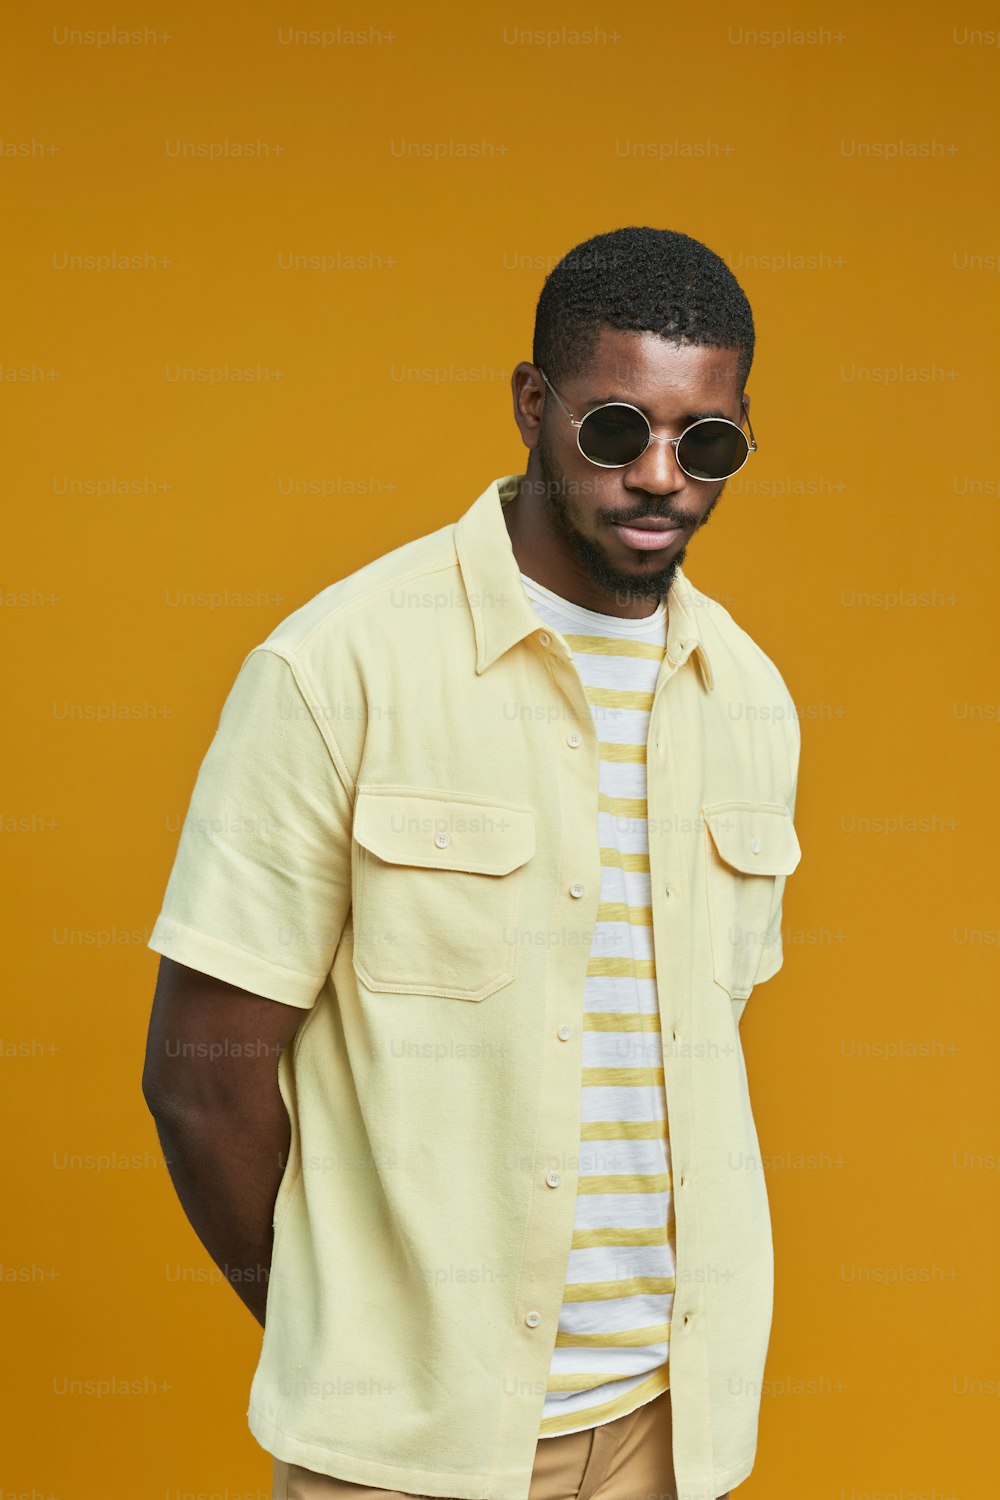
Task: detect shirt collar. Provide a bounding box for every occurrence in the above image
[455,473,715,693]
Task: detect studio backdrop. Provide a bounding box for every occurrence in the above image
[3,3,997,1497]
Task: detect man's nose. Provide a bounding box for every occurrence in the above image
[623,433,687,492]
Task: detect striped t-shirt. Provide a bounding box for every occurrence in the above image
[518,570,676,1441]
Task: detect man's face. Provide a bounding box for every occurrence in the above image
[523,327,749,608]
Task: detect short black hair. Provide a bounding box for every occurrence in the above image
[532,226,755,393]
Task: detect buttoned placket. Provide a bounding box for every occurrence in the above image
[646,626,717,1486]
[506,623,604,1377]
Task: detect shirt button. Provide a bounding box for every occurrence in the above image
[683,1314,692,1328]
[545,1171,561,1188]
[434,832,450,849]
[525,1311,542,1328]
[750,836,761,854]
[672,1029,680,1043]
[557,1024,572,1041]
[565,731,581,748]
[538,632,551,647]
[569,882,585,899]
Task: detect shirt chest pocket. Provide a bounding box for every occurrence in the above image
[702,801,802,1001]
[351,787,536,1001]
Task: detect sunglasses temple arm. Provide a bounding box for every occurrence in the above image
[741,395,758,451]
[537,368,578,423]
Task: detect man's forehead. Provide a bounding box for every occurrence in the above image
[591,332,739,375]
[579,351,742,404]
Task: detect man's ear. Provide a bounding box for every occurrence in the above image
[511,362,545,449]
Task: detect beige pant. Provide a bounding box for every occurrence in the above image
[271,1388,730,1500]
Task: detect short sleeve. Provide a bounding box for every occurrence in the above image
[147,646,353,1007]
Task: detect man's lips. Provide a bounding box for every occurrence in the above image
[611,517,676,531]
[609,515,690,552]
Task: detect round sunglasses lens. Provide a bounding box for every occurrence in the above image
[677,422,749,480]
[578,406,649,466]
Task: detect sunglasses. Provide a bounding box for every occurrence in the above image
[538,367,758,480]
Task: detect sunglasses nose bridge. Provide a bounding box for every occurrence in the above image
[625,423,691,485]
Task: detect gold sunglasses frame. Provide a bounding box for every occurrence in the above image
[537,366,758,479]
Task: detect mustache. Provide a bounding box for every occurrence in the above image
[527,474,695,524]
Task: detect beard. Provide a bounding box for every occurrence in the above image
[533,427,689,609]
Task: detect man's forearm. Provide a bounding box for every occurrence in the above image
[146,1091,291,1327]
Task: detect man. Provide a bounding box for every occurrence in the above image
[143,226,802,1500]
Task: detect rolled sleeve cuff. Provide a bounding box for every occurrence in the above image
[147,914,326,1008]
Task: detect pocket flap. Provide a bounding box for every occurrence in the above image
[703,800,801,877]
[353,788,535,875]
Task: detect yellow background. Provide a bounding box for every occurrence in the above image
[3,1,998,1495]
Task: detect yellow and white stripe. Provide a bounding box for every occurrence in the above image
[519,572,675,1441]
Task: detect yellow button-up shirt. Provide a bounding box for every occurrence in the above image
[148,473,803,1500]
